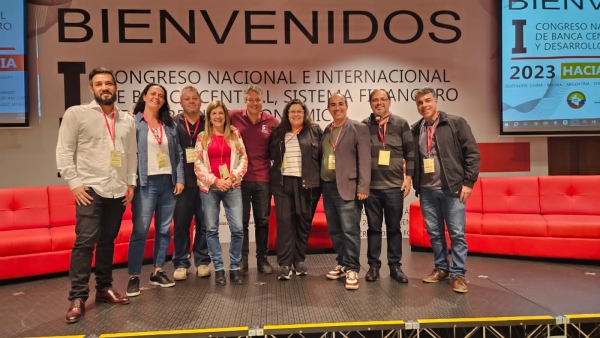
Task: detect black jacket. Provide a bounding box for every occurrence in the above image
[269,124,323,189]
[411,111,480,197]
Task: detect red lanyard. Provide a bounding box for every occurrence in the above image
[103,110,115,146]
[329,123,343,152]
[184,116,200,146]
[143,113,163,146]
[285,126,303,145]
[426,120,438,155]
[377,116,389,148]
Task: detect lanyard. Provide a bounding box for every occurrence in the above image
[285,126,303,145]
[184,116,200,146]
[143,113,163,146]
[426,119,438,155]
[102,110,115,146]
[329,123,343,152]
[377,116,389,148]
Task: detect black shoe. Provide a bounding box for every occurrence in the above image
[126,276,140,297]
[215,270,226,286]
[230,270,245,284]
[150,270,175,288]
[257,257,274,274]
[365,266,379,281]
[390,266,408,283]
[278,266,292,280]
[294,261,308,276]
[239,257,249,274]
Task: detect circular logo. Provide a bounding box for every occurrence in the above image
[567,91,586,109]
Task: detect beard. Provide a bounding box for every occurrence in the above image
[94,91,117,105]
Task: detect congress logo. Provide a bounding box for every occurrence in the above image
[567,91,586,109]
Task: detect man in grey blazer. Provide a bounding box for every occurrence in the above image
[321,93,371,290]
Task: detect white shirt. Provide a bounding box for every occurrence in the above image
[147,125,172,175]
[282,132,302,177]
[56,101,138,198]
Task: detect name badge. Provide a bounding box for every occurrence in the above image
[110,150,122,168]
[157,153,168,168]
[282,154,287,169]
[185,148,196,163]
[423,157,435,174]
[378,150,390,166]
[328,154,336,170]
[219,163,230,179]
[261,125,268,134]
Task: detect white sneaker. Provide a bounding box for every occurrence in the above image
[345,270,359,290]
[326,265,345,279]
[173,268,187,281]
[197,265,211,277]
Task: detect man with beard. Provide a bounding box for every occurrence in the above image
[57,67,137,323]
[172,86,211,280]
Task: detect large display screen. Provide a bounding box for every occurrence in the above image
[501,0,600,135]
[0,0,27,127]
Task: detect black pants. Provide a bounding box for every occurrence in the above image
[241,181,271,259]
[172,186,210,268]
[364,188,404,269]
[273,176,321,266]
[68,189,125,301]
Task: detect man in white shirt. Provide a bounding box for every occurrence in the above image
[56,67,137,324]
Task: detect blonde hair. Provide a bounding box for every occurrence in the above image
[201,101,240,150]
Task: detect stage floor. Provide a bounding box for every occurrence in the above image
[1,239,599,338]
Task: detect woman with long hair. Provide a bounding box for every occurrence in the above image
[194,101,248,286]
[126,83,185,297]
[269,99,323,280]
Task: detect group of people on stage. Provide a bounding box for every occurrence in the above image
[56,67,480,324]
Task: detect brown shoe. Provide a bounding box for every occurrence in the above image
[66,298,85,323]
[95,289,131,304]
[422,268,450,283]
[452,275,468,293]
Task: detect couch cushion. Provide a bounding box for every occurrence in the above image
[481,177,540,214]
[465,180,483,213]
[544,215,600,239]
[48,185,76,227]
[0,228,52,256]
[465,212,483,234]
[49,225,76,251]
[0,187,50,231]
[539,176,600,215]
[482,214,547,237]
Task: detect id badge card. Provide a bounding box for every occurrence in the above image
[110,150,122,168]
[328,154,336,170]
[378,150,390,166]
[185,148,196,163]
[219,164,230,179]
[157,153,168,168]
[282,154,287,169]
[423,157,435,174]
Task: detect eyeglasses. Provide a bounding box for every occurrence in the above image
[289,110,305,115]
[370,98,389,104]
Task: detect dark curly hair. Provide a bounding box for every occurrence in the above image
[271,99,316,143]
[133,83,173,127]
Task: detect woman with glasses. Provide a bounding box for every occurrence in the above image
[194,101,248,285]
[269,99,323,280]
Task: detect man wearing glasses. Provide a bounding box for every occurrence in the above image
[362,89,414,284]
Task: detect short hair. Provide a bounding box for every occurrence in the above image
[244,84,263,98]
[88,67,116,86]
[369,89,390,102]
[415,86,438,99]
[328,92,347,105]
[180,85,200,98]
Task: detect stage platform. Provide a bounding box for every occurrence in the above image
[1,239,599,338]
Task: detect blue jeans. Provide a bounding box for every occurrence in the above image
[128,174,176,275]
[201,186,244,271]
[419,187,468,278]
[322,182,362,272]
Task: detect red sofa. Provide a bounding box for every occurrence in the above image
[409,176,600,260]
[0,185,173,280]
[268,197,333,250]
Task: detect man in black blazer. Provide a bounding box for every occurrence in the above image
[321,93,371,290]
